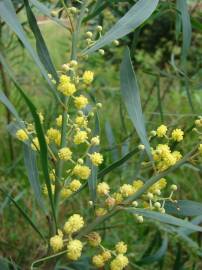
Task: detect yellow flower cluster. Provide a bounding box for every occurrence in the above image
[97,182,110,195]
[88,232,102,247]
[47,128,61,146]
[64,214,84,235]
[67,239,83,260]
[171,128,184,142]
[152,144,182,172]
[50,234,63,253]
[83,70,94,84]
[57,75,76,96]
[110,254,129,270]
[73,164,91,179]
[58,147,72,160]
[156,124,167,137]
[74,130,88,144]
[16,129,28,141]
[90,152,103,166]
[74,95,88,109]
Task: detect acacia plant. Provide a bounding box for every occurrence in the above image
[1,0,202,269]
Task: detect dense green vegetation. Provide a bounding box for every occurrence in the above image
[1,0,202,269]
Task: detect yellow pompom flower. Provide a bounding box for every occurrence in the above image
[60,188,72,199]
[73,165,91,179]
[133,180,144,192]
[56,115,63,127]
[88,232,101,247]
[110,254,129,270]
[69,179,82,192]
[198,144,202,154]
[91,136,100,145]
[120,184,134,197]
[50,234,63,253]
[16,129,28,141]
[97,182,110,195]
[172,151,182,161]
[92,255,105,268]
[57,81,76,96]
[95,208,107,217]
[67,239,83,261]
[156,124,167,137]
[75,116,88,128]
[58,147,72,161]
[112,192,123,204]
[101,251,112,262]
[74,95,88,109]
[171,128,184,142]
[47,128,61,146]
[115,242,127,254]
[90,152,103,166]
[31,137,40,151]
[74,131,88,144]
[64,214,84,234]
[59,75,70,84]
[83,70,94,84]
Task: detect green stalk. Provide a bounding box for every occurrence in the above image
[54,0,88,219]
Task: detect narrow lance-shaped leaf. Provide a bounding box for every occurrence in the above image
[84,0,159,54]
[165,200,202,217]
[24,0,58,80]
[120,47,151,158]
[0,0,59,99]
[30,0,66,28]
[176,0,192,61]
[23,144,47,214]
[126,208,202,232]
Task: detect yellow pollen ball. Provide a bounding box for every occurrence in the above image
[120,184,134,197]
[56,115,63,127]
[97,182,110,195]
[90,152,103,166]
[91,136,100,145]
[75,116,88,127]
[47,128,61,146]
[74,95,88,109]
[171,128,184,142]
[74,131,88,144]
[110,254,129,270]
[102,251,112,262]
[92,255,105,268]
[50,235,63,253]
[156,124,167,137]
[58,147,72,161]
[115,242,127,254]
[64,214,84,234]
[73,165,91,179]
[67,239,83,261]
[57,81,76,96]
[69,179,82,192]
[59,74,70,84]
[16,129,28,141]
[60,188,72,199]
[83,70,94,84]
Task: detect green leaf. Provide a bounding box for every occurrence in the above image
[0,91,21,123]
[120,47,151,158]
[30,0,66,28]
[0,188,46,242]
[24,0,58,80]
[23,144,46,214]
[165,200,202,217]
[138,235,168,265]
[105,121,119,161]
[0,0,58,99]
[176,0,192,61]
[84,0,159,54]
[126,208,202,232]
[0,55,57,230]
[87,94,100,204]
